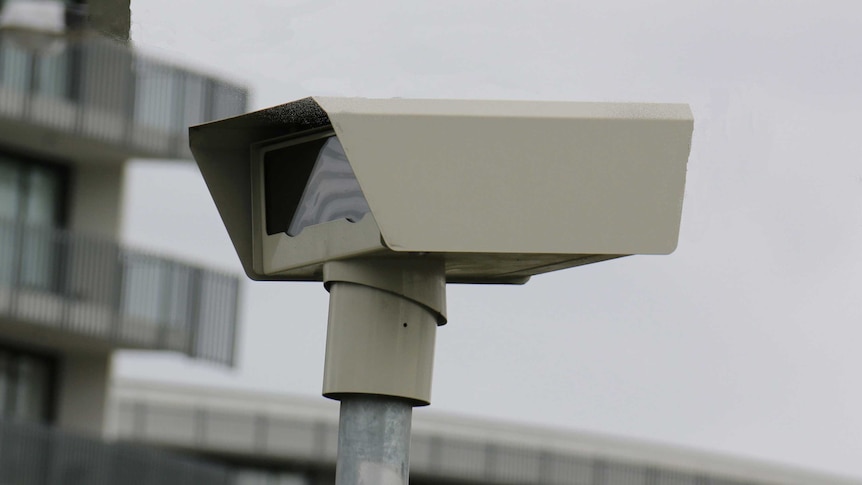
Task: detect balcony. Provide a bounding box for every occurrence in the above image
[112,382,780,485]
[0,219,240,366]
[0,418,232,485]
[0,33,248,162]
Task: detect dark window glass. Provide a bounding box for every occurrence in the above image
[0,159,21,220]
[0,154,67,291]
[0,155,65,226]
[36,51,70,98]
[0,354,9,415]
[0,39,29,91]
[0,347,55,424]
[0,37,71,99]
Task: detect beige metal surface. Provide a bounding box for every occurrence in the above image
[190,98,329,282]
[319,97,692,255]
[190,97,693,283]
[323,258,447,324]
[322,259,444,405]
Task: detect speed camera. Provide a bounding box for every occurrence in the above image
[189,96,693,285]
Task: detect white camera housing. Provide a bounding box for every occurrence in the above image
[190,96,693,284]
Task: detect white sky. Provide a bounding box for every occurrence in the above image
[118,0,862,480]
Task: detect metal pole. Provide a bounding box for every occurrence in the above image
[336,395,412,485]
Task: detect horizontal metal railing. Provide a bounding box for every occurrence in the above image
[0,418,232,485]
[114,399,767,485]
[0,219,240,366]
[0,32,248,160]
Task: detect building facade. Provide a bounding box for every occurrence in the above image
[0,0,245,482]
[110,379,862,485]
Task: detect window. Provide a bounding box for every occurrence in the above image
[0,153,67,289]
[0,160,21,221]
[36,51,71,99]
[0,37,30,92]
[0,0,79,100]
[0,346,56,424]
[0,154,66,226]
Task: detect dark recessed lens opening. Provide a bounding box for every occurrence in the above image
[263,136,371,237]
[263,137,328,235]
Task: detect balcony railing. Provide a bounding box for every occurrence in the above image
[112,388,772,485]
[0,219,240,366]
[0,33,248,160]
[0,418,232,485]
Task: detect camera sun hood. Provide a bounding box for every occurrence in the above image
[190,96,693,284]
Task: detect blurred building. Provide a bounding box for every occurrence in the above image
[0,0,245,482]
[2,2,860,485]
[110,379,861,485]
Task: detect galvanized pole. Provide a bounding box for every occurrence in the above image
[336,396,412,485]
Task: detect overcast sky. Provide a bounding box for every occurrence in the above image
[118,0,862,480]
